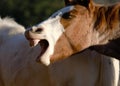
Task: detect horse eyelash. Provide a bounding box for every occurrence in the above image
[62,12,74,19]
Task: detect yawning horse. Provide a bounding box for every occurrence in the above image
[25,0,120,65]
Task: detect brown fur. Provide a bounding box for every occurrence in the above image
[51,1,120,61]
[25,0,120,62]
[94,3,120,36]
[90,2,120,59]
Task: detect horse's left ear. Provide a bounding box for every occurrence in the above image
[64,0,94,11]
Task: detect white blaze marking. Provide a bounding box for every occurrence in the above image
[35,6,74,66]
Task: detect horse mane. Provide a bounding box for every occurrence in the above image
[93,2,120,33]
[90,2,120,59]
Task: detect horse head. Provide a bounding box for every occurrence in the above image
[25,0,120,65]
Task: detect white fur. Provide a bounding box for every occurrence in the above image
[30,6,74,65]
[37,16,65,65]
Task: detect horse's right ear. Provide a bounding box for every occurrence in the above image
[64,0,93,6]
[64,0,74,6]
[64,0,94,12]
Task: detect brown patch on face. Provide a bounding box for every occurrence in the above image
[53,2,120,62]
[60,5,92,50]
[50,5,93,62]
[50,34,74,63]
[60,5,89,29]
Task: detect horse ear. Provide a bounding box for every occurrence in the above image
[64,0,94,12]
[64,0,93,6]
[64,0,74,6]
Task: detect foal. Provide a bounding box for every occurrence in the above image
[25,0,120,65]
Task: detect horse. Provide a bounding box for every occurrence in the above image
[25,0,120,66]
[0,17,119,86]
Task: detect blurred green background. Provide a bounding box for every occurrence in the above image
[0,0,64,27]
[0,0,119,27]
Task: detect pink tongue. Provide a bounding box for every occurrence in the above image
[29,39,40,47]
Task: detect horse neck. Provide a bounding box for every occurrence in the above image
[90,3,120,59]
[92,3,120,45]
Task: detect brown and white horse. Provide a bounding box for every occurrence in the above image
[0,17,119,86]
[25,0,120,65]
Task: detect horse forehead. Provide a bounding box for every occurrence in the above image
[50,6,74,18]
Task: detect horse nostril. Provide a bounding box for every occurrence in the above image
[35,28,43,33]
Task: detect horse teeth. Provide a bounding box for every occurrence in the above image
[29,39,40,47]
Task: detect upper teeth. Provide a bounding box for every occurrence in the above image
[29,39,40,47]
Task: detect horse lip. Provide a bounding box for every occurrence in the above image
[35,39,52,66]
[28,39,49,60]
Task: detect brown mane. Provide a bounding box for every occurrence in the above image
[93,3,120,33]
[91,2,120,59]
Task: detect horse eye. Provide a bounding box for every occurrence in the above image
[62,12,73,19]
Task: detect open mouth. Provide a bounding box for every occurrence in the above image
[37,39,49,60]
[28,37,51,65]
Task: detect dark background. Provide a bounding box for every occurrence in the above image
[0,0,64,27]
[0,0,119,27]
